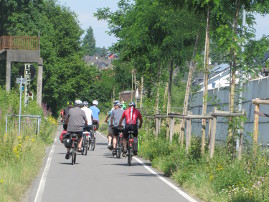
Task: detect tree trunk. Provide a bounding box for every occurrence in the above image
[140,76,144,110]
[228,0,240,146]
[180,34,199,145]
[201,7,210,154]
[166,60,174,139]
[134,69,137,106]
[131,68,134,101]
[163,82,168,110]
[155,63,161,114]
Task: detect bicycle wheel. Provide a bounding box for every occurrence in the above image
[73,152,77,164]
[84,141,88,155]
[71,150,74,165]
[116,140,121,158]
[91,136,96,151]
[127,147,132,166]
[81,135,85,155]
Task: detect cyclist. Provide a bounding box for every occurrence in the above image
[65,100,88,159]
[90,100,100,129]
[81,101,93,132]
[63,101,73,130]
[105,100,119,149]
[119,102,143,156]
[121,101,126,110]
[110,102,125,154]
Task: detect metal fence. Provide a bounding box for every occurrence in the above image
[5,115,41,135]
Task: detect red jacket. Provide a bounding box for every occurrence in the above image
[121,107,142,125]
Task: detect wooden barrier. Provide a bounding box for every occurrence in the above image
[0,36,39,50]
[185,111,192,153]
[252,98,269,154]
[144,109,245,158]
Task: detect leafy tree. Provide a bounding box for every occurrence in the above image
[82,26,96,56]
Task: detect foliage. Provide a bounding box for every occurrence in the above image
[0,87,57,201]
[139,127,269,202]
[82,26,96,56]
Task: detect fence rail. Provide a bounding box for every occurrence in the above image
[143,109,246,158]
[0,36,39,50]
[5,114,42,135]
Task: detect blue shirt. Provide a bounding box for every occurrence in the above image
[90,105,100,121]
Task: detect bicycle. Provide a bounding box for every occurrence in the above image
[89,124,97,151]
[113,126,124,158]
[126,130,134,166]
[82,131,90,155]
[68,133,79,165]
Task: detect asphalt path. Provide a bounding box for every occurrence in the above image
[26,126,199,202]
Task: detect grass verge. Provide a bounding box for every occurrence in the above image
[0,118,57,202]
[138,130,269,202]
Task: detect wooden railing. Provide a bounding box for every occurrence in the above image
[0,36,39,50]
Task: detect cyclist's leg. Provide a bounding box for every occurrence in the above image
[107,126,113,149]
[123,125,130,152]
[77,132,83,150]
[112,127,119,149]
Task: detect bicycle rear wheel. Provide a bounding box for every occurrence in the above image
[91,136,96,151]
[84,141,88,155]
[73,152,76,164]
[127,148,132,166]
[71,151,74,165]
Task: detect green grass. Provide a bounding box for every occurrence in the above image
[138,130,269,202]
[0,120,56,202]
[0,87,57,202]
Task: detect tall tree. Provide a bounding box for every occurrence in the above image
[82,26,96,56]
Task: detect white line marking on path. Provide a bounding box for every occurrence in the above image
[34,137,57,202]
[134,157,198,202]
[97,132,198,202]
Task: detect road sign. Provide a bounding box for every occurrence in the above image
[16,78,26,84]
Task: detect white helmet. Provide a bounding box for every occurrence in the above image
[92,100,98,105]
[74,100,82,106]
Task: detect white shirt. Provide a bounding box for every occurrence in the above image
[81,107,93,125]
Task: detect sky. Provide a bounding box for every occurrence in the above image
[57,0,269,48]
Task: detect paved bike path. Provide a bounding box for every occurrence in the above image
[34,127,198,202]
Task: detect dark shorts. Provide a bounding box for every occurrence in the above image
[113,126,123,137]
[124,124,138,138]
[67,131,83,138]
[93,120,99,130]
[84,125,92,132]
[63,123,67,131]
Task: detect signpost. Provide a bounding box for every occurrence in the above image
[16,76,26,135]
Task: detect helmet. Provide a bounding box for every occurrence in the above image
[63,138,72,148]
[82,101,88,106]
[74,100,82,106]
[129,102,136,108]
[92,100,98,105]
[113,100,120,106]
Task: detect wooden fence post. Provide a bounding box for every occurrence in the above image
[185,112,192,153]
[253,98,260,154]
[155,117,159,137]
[169,117,174,144]
[238,111,245,160]
[207,118,212,150]
[158,118,162,134]
[180,118,185,147]
[210,108,217,158]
